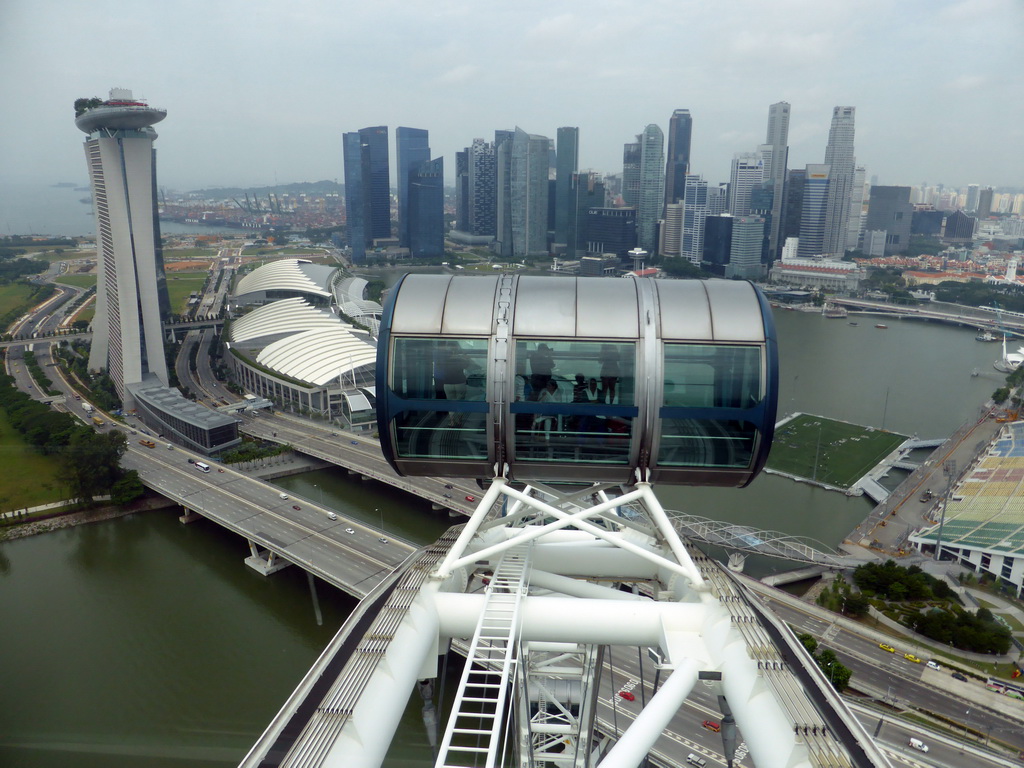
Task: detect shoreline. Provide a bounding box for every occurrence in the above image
[0,493,179,542]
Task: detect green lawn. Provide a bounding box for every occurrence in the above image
[0,283,38,319]
[164,247,218,260]
[166,271,209,314]
[54,273,97,289]
[767,414,907,489]
[0,410,65,511]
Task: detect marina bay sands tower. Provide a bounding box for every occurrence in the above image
[75,88,171,406]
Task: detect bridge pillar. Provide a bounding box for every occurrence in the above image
[178,507,200,524]
[727,552,747,573]
[244,541,292,576]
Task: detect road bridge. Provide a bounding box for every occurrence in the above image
[829,297,1024,336]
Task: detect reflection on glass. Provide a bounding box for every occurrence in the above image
[390,337,488,401]
[514,412,633,464]
[658,419,757,468]
[659,343,762,468]
[514,339,634,405]
[393,410,487,459]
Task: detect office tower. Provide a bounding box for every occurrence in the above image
[396,127,430,247]
[660,202,683,257]
[637,124,665,252]
[408,157,444,258]
[554,127,579,249]
[343,126,391,259]
[584,208,637,256]
[822,106,856,256]
[622,140,641,206]
[569,172,604,257]
[664,109,693,207]
[781,169,806,245]
[497,128,549,258]
[342,132,366,259]
[681,174,709,264]
[965,184,980,212]
[727,216,767,278]
[75,88,171,404]
[846,166,867,251]
[454,149,470,231]
[495,130,515,256]
[707,184,729,217]
[797,164,831,259]
[977,187,994,219]
[764,102,790,261]
[943,210,977,242]
[729,151,768,216]
[701,214,733,275]
[453,139,496,243]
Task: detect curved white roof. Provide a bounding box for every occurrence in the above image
[257,327,377,386]
[234,258,334,300]
[231,297,344,344]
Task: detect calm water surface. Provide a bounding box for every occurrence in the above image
[0,305,1008,766]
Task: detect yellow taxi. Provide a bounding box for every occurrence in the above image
[904,653,921,663]
[879,643,895,653]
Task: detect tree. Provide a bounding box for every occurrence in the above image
[816,649,852,693]
[110,470,145,505]
[797,633,818,654]
[58,429,128,503]
[843,593,870,617]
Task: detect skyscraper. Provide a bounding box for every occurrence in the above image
[664,109,693,208]
[728,151,767,216]
[453,138,496,243]
[764,102,790,261]
[408,157,444,258]
[637,124,665,252]
[568,172,604,258]
[621,140,641,207]
[797,164,831,259]
[822,106,856,256]
[396,127,430,248]
[865,186,913,255]
[681,174,710,264]
[554,127,579,250]
[343,126,391,260]
[977,187,994,219]
[75,88,170,405]
[497,128,549,258]
[846,166,867,251]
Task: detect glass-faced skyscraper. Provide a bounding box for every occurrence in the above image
[637,124,665,252]
[664,109,693,208]
[764,102,790,261]
[497,127,549,258]
[343,126,391,260]
[75,88,170,406]
[396,127,430,248]
[797,164,831,259]
[408,157,444,258]
[554,127,579,250]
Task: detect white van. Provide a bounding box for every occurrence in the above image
[926,660,941,670]
[686,755,707,767]
[279,493,289,500]
[908,738,929,753]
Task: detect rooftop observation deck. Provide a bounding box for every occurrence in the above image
[75,102,167,133]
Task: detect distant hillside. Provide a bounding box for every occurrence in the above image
[187,180,344,198]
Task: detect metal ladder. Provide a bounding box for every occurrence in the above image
[436,544,531,768]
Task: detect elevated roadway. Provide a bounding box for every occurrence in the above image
[830,297,1024,337]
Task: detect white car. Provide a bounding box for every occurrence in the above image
[908,738,929,753]
[345,527,355,534]
[926,660,941,670]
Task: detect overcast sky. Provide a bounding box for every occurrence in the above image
[2,0,1022,193]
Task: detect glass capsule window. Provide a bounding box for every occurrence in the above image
[389,337,489,401]
[659,344,763,469]
[511,339,636,465]
[387,337,490,460]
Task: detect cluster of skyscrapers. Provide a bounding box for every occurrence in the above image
[343,126,444,260]
[344,102,910,277]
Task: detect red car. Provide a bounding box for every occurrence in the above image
[465,495,476,502]
[292,505,300,511]
[702,720,721,733]
[618,690,635,702]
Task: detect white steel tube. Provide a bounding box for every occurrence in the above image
[433,477,506,580]
[597,659,701,768]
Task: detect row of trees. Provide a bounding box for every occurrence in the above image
[906,606,1012,654]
